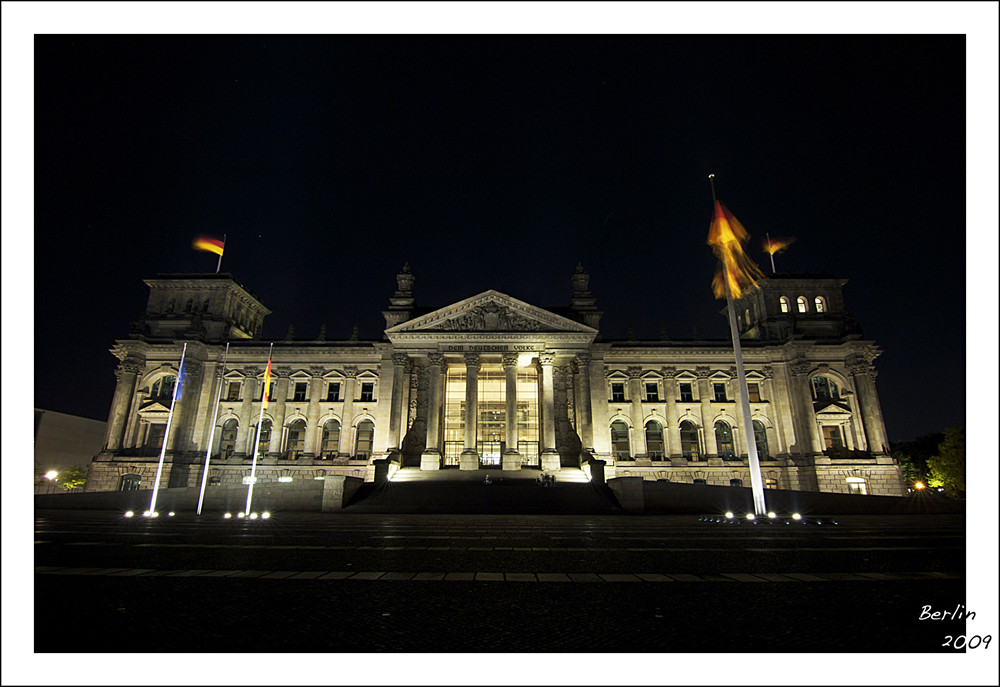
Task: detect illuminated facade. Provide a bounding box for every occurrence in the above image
[87,265,905,497]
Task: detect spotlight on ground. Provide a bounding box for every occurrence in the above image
[237,512,245,519]
[249,512,259,520]
[767,512,777,519]
[746,513,755,520]
[168,512,175,517]
[124,511,134,518]
[725,511,734,519]
[142,510,151,517]
[792,513,802,520]
[261,512,271,519]
[223,513,232,519]
[151,511,159,518]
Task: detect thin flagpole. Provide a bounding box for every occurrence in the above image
[196,342,230,515]
[149,342,187,515]
[245,342,273,515]
[216,234,225,273]
[766,232,776,273]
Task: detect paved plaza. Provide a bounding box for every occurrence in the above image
[32,508,967,653]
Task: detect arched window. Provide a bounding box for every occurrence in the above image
[812,376,840,401]
[814,296,827,313]
[752,420,769,459]
[118,473,141,491]
[185,298,194,313]
[355,420,374,459]
[715,421,735,460]
[645,420,665,461]
[286,419,306,460]
[744,308,751,325]
[730,478,743,487]
[779,296,790,313]
[251,419,272,457]
[796,296,808,313]
[151,375,176,401]
[610,420,631,461]
[220,419,238,459]
[202,298,210,312]
[321,419,341,458]
[680,420,700,459]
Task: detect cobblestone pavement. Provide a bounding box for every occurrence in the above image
[34,510,967,653]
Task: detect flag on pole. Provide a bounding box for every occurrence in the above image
[174,356,186,401]
[261,359,272,410]
[763,235,795,256]
[192,235,225,256]
[706,200,765,299]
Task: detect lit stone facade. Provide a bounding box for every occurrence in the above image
[88,266,905,497]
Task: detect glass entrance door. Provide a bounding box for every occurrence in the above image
[478,366,505,468]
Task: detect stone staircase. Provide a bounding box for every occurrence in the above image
[342,467,620,514]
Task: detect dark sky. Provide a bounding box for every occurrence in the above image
[31,34,967,442]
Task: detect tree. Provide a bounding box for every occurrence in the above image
[890,432,942,486]
[57,465,88,491]
[926,428,964,497]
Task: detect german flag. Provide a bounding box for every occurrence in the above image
[192,235,225,256]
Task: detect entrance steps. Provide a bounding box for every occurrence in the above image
[343,467,618,514]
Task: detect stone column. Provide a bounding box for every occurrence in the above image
[627,366,647,459]
[789,359,824,454]
[420,353,445,470]
[848,356,890,455]
[502,353,521,470]
[387,353,408,452]
[234,368,259,458]
[339,366,358,456]
[539,353,561,471]
[576,353,595,452]
[268,370,290,455]
[104,356,142,451]
[696,368,718,459]
[460,353,480,470]
[303,367,325,457]
[662,367,682,462]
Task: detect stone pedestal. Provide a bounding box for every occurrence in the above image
[540,450,561,472]
[501,451,522,471]
[420,451,441,470]
[459,450,479,470]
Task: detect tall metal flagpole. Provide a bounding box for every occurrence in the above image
[216,234,226,273]
[766,232,777,273]
[709,175,767,516]
[149,342,187,515]
[245,342,273,515]
[196,342,230,515]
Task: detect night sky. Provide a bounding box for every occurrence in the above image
[29,33,970,443]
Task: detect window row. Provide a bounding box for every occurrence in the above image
[779,295,827,314]
[610,381,764,403]
[610,419,770,461]
[222,380,375,403]
[217,418,374,460]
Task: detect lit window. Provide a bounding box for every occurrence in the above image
[680,420,700,458]
[251,420,271,457]
[846,476,867,495]
[151,375,176,401]
[747,383,761,403]
[814,296,827,313]
[679,383,694,402]
[823,425,844,450]
[286,419,306,459]
[355,420,374,459]
[645,420,665,460]
[326,382,341,402]
[812,376,839,401]
[293,382,308,402]
[118,474,141,491]
[225,382,241,402]
[752,420,769,459]
[610,382,626,402]
[779,296,790,313]
[611,420,631,461]
[797,296,808,313]
[765,477,778,489]
[713,383,728,402]
[644,382,660,402]
[360,382,374,402]
[265,382,274,402]
[220,419,238,459]
[321,419,341,458]
[208,474,221,486]
[715,421,735,460]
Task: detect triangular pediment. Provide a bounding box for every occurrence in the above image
[814,400,852,415]
[386,291,597,335]
[138,400,172,414]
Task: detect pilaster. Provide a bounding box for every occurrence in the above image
[502,353,521,470]
[539,352,560,471]
[460,353,480,470]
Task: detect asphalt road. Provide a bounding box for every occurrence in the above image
[34,510,967,653]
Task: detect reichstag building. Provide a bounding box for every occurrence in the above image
[87,264,905,496]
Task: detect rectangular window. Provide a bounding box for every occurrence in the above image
[266,382,274,403]
[747,383,761,403]
[610,382,626,402]
[326,382,341,402]
[360,382,374,402]
[293,382,307,402]
[713,383,728,402]
[823,425,844,450]
[644,382,659,402]
[679,383,694,402]
[846,477,867,495]
[225,382,241,401]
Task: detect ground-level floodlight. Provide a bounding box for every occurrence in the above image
[725,512,734,519]
[124,511,134,518]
